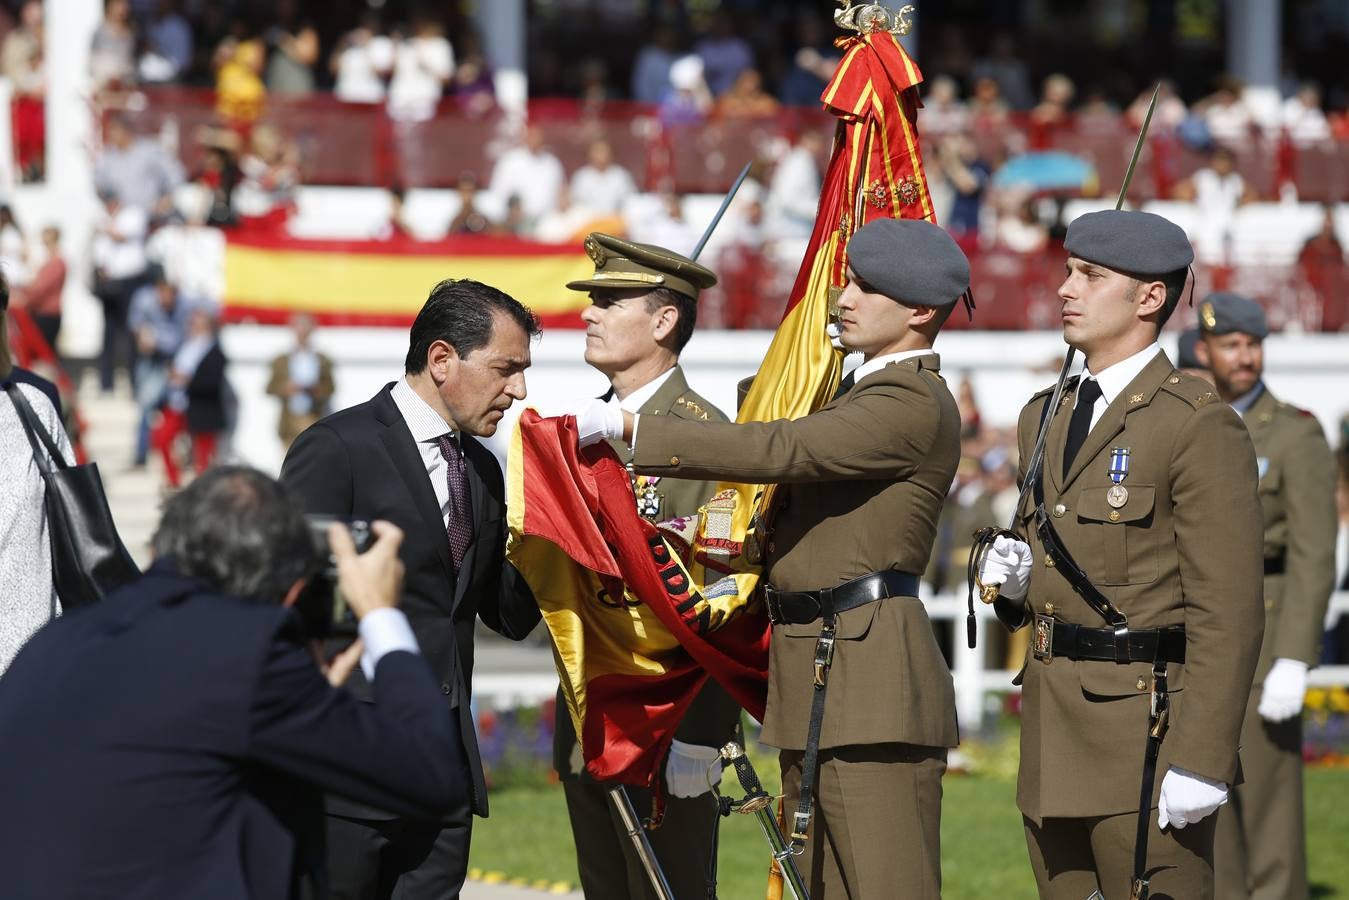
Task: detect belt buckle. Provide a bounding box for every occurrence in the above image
[763,587,783,625]
[1032,613,1055,663]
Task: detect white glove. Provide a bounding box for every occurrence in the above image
[664,739,722,798]
[1157,766,1228,830]
[1258,658,1309,722]
[569,398,624,448]
[977,535,1034,601]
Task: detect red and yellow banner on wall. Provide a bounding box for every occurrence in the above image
[222,231,595,327]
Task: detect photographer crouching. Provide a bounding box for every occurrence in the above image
[0,466,469,900]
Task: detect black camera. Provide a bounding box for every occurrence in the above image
[294,516,374,639]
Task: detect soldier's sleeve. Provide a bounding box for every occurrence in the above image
[1272,413,1339,665]
[633,374,938,484]
[1166,402,1265,785]
[990,396,1044,633]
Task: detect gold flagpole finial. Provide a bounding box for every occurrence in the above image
[834,2,915,36]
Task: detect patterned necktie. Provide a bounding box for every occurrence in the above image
[1063,378,1103,479]
[435,433,474,569]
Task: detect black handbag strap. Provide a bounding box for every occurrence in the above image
[4,382,67,478]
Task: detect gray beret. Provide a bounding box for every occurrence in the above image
[1198,292,1269,338]
[1175,327,1203,369]
[847,218,971,308]
[1064,210,1194,276]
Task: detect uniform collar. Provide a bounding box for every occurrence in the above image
[617,366,676,414]
[850,348,938,383]
[1229,380,1265,416]
[1081,342,1161,409]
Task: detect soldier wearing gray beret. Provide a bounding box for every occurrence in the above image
[1175,327,1208,377]
[1197,291,1271,339]
[847,218,973,311]
[978,206,1265,899]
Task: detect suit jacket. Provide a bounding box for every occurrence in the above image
[634,354,962,751]
[1008,351,1265,822]
[280,384,540,818]
[185,341,228,433]
[552,366,742,778]
[267,350,336,447]
[0,565,467,900]
[1243,385,1338,680]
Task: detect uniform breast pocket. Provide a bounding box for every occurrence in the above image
[1075,485,1157,585]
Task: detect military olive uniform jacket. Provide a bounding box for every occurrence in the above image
[635,354,962,752]
[1243,385,1338,681]
[1009,351,1264,823]
[553,366,742,778]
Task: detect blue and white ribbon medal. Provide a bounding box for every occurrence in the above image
[1106,448,1130,509]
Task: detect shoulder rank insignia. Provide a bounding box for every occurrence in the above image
[676,397,709,420]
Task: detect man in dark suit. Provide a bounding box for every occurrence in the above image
[281,278,543,900]
[0,466,469,900]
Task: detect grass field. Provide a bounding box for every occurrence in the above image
[469,764,1349,898]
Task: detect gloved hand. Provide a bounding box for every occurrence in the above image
[567,398,624,448]
[977,535,1034,601]
[664,739,722,799]
[1258,658,1309,722]
[1157,766,1228,830]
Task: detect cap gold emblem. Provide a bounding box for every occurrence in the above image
[1201,301,1216,330]
[584,236,605,267]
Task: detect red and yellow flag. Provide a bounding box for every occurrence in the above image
[507,31,934,789]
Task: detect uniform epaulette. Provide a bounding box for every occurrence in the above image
[674,395,710,421]
[1030,374,1076,404]
[1158,371,1220,409]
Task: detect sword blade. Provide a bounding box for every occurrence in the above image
[607,785,676,900]
[690,161,754,262]
[1116,84,1161,210]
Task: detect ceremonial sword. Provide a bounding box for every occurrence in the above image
[605,159,755,900]
[718,743,811,900]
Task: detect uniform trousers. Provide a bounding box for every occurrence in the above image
[1213,690,1307,900]
[563,779,720,900]
[326,811,472,900]
[780,742,945,900]
[1023,808,1216,900]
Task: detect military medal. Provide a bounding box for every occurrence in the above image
[635,475,663,519]
[1106,447,1130,508]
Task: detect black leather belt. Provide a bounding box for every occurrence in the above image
[1264,555,1286,576]
[763,569,920,625]
[1032,616,1186,664]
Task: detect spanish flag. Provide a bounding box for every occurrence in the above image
[507,30,934,789]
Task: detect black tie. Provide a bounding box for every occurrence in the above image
[831,371,856,401]
[1063,378,1102,478]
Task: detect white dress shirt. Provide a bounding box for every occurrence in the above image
[617,367,676,451]
[390,377,460,532]
[358,608,420,680]
[845,347,936,384]
[1074,342,1162,430]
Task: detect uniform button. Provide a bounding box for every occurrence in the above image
[1053,503,1066,518]
[767,541,776,553]
[1169,375,1181,384]
[1044,603,1055,616]
[669,456,680,466]
[1136,677,1147,691]
[1109,510,1121,522]
[1045,556,1056,568]
[441,682,452,696]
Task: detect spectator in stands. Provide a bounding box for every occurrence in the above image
[0,270,75,675]
[92,188,150,394]
[11,226,65,353]
[1195,76,1256,147]
[967,75,1011,135]
[660,54,713,126]
[95,114,184,223]
[152,306,228,488]
[331,14,394,104]
[3,1,45,181]
[214,37,267,125]
[233,125,300,227]
[1300,204,1343,264]
[1028,73,1075,149]
[451,29,496,117]
[1075,85,1120,135]
[695,12,753,97]
[190,134,241,228]
[266,313,334,451]
[1127,79,1188,134]
[920,75,968,136]
[631,192,698,255]
[1176,145,1255,263]
[387,15,454,123]
[265,4,319,96]
[1283,82,1332,147]
[128,268,191,468]
[493,195,528,237]
[779,16,840,107]
[970,33,1034,110]
[576,57,613,108]
[90,0,137,91]
[488,124,565,230]
[764,129,823,240]
[631,25,680,105]
[447,174,491,236]
[569,139,637,217]
[938,134,991,248]
[139,0,192,84]
[715,68,779,118]
[375,185,414,240]
[147,188,226,306]
[0,205,30,290]
[991,193,1049,254]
